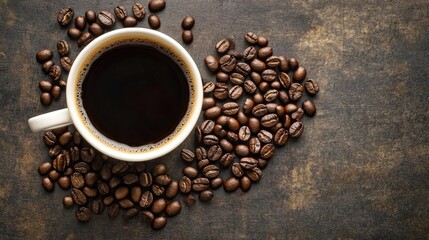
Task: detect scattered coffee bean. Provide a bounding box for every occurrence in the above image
[293,66,307,82]
[181,16,195,30]
[305,79,319,95]
[57,40,70,56]
[257,36,268,47]
[240,176,252,192]
[165,180,179,199]
[165,200,182,216]
[224,177,240,192]
[76,207,91,222]
[219,153,235,167]
[114,5,128,20]
[260,143,275,159]
[123,16,138,27]
[204,55,219,72]
[98,11,116,27]
[249,137,261,154]
[245,32,258,45]
[247,167,262,182]
[181,148,195,162]
[215,39,230,54]
[278,56,290,72]
[182,30,193,44]
[199,190,214,201]
[67,28,82,39]
[140,210,154,223]
[289,57,299,70]
[288,83,304,101]
[108,203,119,218]
[152,216,167,230]
[71,188,87,205]
[85,10,97,23]
[41,60,54,74]
[57,7,74,26]
[192,177,210,192]
[74,16,86,30]
[139,191,153,208]
[149,0,166,12]
[219,55,236,73]
[302,99,316,117]
[60,56,73,72]
[229,85,243,100]
[151,198,167,214]
[258,47,273,60]
[77,32,94,48]
[148,14,161,29]
[63,196,74,208]
[42,177,54,191]
[89,23,104,37]
[132,3,146,20]
[210,177,223,189]
[250,58,267,72]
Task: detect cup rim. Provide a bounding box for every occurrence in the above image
[67,28,202,162]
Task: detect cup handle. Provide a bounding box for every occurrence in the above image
[28,108,73,133]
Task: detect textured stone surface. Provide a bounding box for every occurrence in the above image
[0,0,428,239]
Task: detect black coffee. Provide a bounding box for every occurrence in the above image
[82,44,189,146]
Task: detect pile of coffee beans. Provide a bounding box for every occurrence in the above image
[176,32,319,199]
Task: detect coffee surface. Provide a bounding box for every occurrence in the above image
[82,44,189,146]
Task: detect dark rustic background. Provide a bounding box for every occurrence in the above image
[1,0,428,239]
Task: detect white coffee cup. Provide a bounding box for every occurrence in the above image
[28,28,202,162]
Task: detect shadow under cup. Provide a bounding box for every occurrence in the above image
[67,28,202,162]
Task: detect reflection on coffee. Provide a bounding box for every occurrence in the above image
[82,44,189,146]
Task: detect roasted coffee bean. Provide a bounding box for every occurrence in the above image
[278,56,290,72]
[271,80,281,89]
[132,162,146,173]
[203,97,216,110]
[84,172,97,187]
[274,128,289,146]
[224,177,240,192]
[43,132,57,146]
[213,83,229,100]
[123,208,138,219]
[231,162,244,177]
[289,121,304,138]
[36,49,53,63]
[229,49,243,59]
[108,203,119,218]
[197,159,210,169]
[242,99,254,115]
[111,161,128,175]
[302,99,316,117]
[164,180,178,199]
[215,39,230,54]
[48,65,61,82]
[57,7,74,26]
[261,114,279,128]
[181,16,195,30]
[140,210,154,223]
[243,46,257,61]
[248,117,260,133]
[181,166,197,179]
[285,103,298,114]
[80,147,95,163]
[235,144,250,157]
[200,120,214,134]
[41,60,54,74]
[240,157,258,170]
[152,185,164,197]
[195,147,207,161]
[305,79,319,95]
[71,131,81,146]
[209,178,223,189]
[250,72,262,84]
[235,62,251,76]
[293,66,307,82]
[207,145,222,161]
[56,40,70,57]
[252,104,268,117]
[67,28,82,39]
[74,16,86,30]
[291,108,304,121]
[229,85,243,100]
[245,32,258,45]
[98,11,116,27]
[82,187,97,198]
[237,112,248,126]
[289,57,299,71]
[216,71,229,83]
[262,69,276,82]
[219,139,234,152]
[216,115,230,126]
[274,106,285,119]
[155,174,172,186]
[219,55,236,73]
[151,198,166,215]
[77,32,94,48]
[58,79,67,89]
[288,83,304,101]
[260,143,275,159]
[192,178,210,192]
[279,72,292,89]
[149,0,166,12]
[213,124,226,138]
[264,89,278,102]
[70,172,85,189]
[202,165,219,179]
[257,130,273,143]
[283,114,292,129]
[266,103,277,113]
[85,10,96,23]
[222,102,239,116]
[258,158,268,169]
[203,81,215,94]
[204,55,219,72]
[148,14,161,29]
[198,189,214,201]
[229,73,244,85]
[226,131,239,143]
[250,58,267,72]
[179,176,192,194]
[180,148,195,163]
[130,186,142,203]
[71,188,87,205]
[139,171,153,187]
[132,3,146,20]
[258,82,269,93]
[114,5,128,20]
[139,191,153,208]
[123,173,138,185]
[266,56,280,68]
[249,137,261,154]
[118,199,134,209]
[102,195,114,206]
[238,126,251,142]
[52,153,67,172]
[165,200,182,217]
[243,80,257,94]
[227,117,240,132]
[48,145,61,157]
[76,207,91,222]
[219,153,235,167]
[247,167,262,182]
[240,176,252,192]
[42,177,54,191]
[89,23,104,36]
[152,216,167,230]
[97,181,110,195]
[74,162,90,174]
[203,134,219,146]
[58,131,72,146]
[48,170,60,181]
[38,162,52,175]
[123,16,138,27]
[63,196,74,208]
[257,36,268,47]
[60,56,72,72]
[152,163,166,177]
[182,30,193,44]
[258,47,273,60]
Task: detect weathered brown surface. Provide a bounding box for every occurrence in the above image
[1,0,428,239]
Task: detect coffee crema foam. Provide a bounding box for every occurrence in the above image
[74,38,196,154]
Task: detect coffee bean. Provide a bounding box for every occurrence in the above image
[266,103,278,113]
[285,103,298,114]
[63,196,74,208]
[279,72,292,89]
[195,147,207,161]
[248,117,261,133]
[139,191,154,208]
[179,176,192,194]
[274,128,289,146]
[202,165,219,179]
[83,187,97,198]
[49,85,60,101]
[102,196,114,206]
[250,59,267,72]
[42,177,54,191]
[74,162,90,174]
[97,181,110,195]
[149,0,166,12]
[123,16,138,27]
[204,55,219,72]
[119,199,134,209]
[57,131,72,146]
[71,188,87,205]
[74,16,86,30]
[219,139,234,152]
[224,177,240,192]
[197,159,210,169]
[108,203,119,218]
[203,134,219,146]
[165,180,179,199]
[57,7,74,26]
[152,216,167,230]
[148,14,161,29]
[227,117,240,132]
[258,47,273,60]
[89,23,104,37]
[271,80,281,89]
[245,32,258,45]
[222,102,239,116]
[235,144,250,157]
[293,66,307,82]
[242,80,257,95]
[278,56,290,72]
[219,153,235,167]
[208,178,222,190]
[219,55,236,73]
[182,30,193,44]
[215,39,230,54]
[152,184,164,197]
[48,170,60,181]
[123,208,138,219]
[235,62,251,76]
[192,178,210,192]
[43,132,56,146]
[290,121,304,138]
[129,186,142,203]
[257,158,268,169]
[75,207,91,222]
[229,85,243,100]
[229,73,244,85]
[67,28,82,39]
[132,3,146,20]
[140,210,154,223]
[216,115,230,127]
[243,46,257,61]
[59,56,72,72]
[291,108,304,121]
[257,130,273,143]
[302,99,316,117]
[258,82,269,93]
[56,40,70,57]
[289,58,299,71]
[124,173,139,185]
[260,143,275,159]
[240,157,258,170]
[85,10,96,23]
[165,200,182,217]
[257,36,268,47]
[213,124,226,138]
[48,65,61,82]
[139,171,153,187]
[48,144,61,157]
[252,104,268,118]
[181,148,195,162]
[203,97,216,110]
[237,126,251,142]
[247,167,262,182]
[283,115,292,129]
[202,82,215,94]
[77,32,94,48]
[38,162,52,176]
[114,5,128,20]
[198,190,214,202]
[181,16,195,30]
[303,79,319,95]
[241,99,254,115]
[155,174,172,186]
[216,71,229,83]
[108,177,121,189]
[52,153,67,172]
[264,89,278,102]
[230,162,244,178]
[58,79,67,89]
[261,114,279,128]
[266,56,280,68]
[249,137,261,154]
[84,172,97,187]
[41,60,54,74]
[112,161,129,175]
[237,112,248,126]
[262,69,276,82]
[151,198,166,214]
[207,145,222,161]
[98,11,116,27]
[213,83,229,100]
[70,172,85,189]
[288,83,304,101]
[240,176,252,192]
